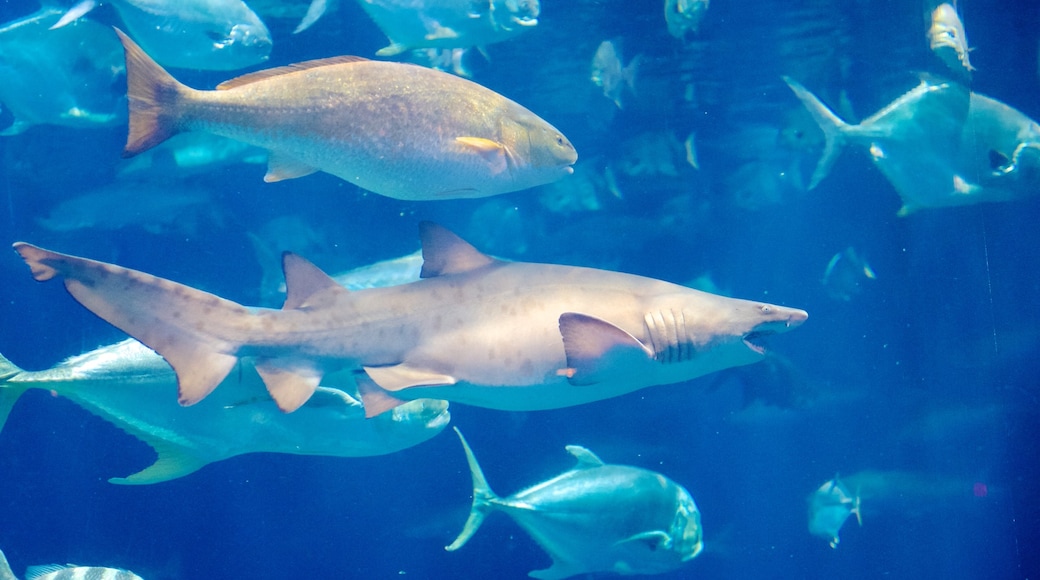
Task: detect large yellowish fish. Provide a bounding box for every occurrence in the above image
[115,29,576,201]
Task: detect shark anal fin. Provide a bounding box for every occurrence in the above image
[418,222,496,278]
[356,373,408,418]
[558,312,653,385]
[173,348,238,406]
[264,151,319,182]
[254,358,324,412]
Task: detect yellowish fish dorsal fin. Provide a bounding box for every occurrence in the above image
[557,312,653,385]
[109,438,209,485]
[264,151,319,182]
[281,252,347,310]
[254,357,324,412]
[418,221,496,278]
[564,444,604,468]
[216,55,370,90]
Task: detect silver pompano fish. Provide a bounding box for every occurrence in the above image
[0,550,143,580]
[13,222,807,416]
[0,339,449,484]
[808,476,862,548]
[0,8,124,135]
[54,0,271,70]
[116,30,576,200]
[928,3,973,75]
[785,76,1040,215]
[447,428,703,579]
[358,0,540,57]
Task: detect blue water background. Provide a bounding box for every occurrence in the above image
[1,0,1038,578]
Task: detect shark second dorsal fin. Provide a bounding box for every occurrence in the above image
[565,445,604,468]
[216,56,370,90]
[282,252,347,310]
[419,221,495,278]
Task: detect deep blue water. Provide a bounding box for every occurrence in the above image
[1,0,1038,578]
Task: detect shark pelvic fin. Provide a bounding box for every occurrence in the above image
[282,252,348,310]
[558,312,654,385]
[264,152,319,183]
[419,222,496,278]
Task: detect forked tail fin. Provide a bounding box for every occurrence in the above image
[445,427,500,552]
[115,28,191,157]
[0,548,16,580]
[0,353,28,437]
[782,76,851,189]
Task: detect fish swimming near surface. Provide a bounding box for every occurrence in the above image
[0,7,125,135]
[357,0,540,57]
[13,222,807,416]
[591,40,640,109]
[808,475,862,548]
[115,29,576,200]
[446,428,703,579]
[928,3,974,76]
[785,75,1040,215]
[53,0,271,71]
[0,548,143,580]
[0,339,449,484]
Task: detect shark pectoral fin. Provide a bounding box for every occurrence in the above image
[418,222,497,278]
[455,136,508,174]
[109,439,208,485]
[564,445,605,468]
[615,530,673,552]
[356,373,408,418]
[363,363,456,391]
[558,312,653,385]
[254,359,323,412]
[263,152,319,182]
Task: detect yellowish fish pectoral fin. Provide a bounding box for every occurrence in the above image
[264,152,319,183]
[615,530,673,552]
[558,312,654,386]
[254,358,324,412]
[109,439,208,485]
[455,136,509,174]
[363,363,456,392]
[356,374,408,418]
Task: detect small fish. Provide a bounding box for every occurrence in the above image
[446,428,703,579]
[0,7,125,135]
[664,0,709,40]
[928,3,974,75]
[591,40,640,109]
[0,549,143,580]
[117,133,266,180]
[808,475,862,548]
[115,30,576,200]
[821,247,876,302]
[53,0,271,71]
[358,0,540,57]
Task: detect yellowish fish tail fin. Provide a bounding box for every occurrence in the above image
[0,352,29,436]
[13,242,248,408]
[115,28,189,157]
[109,438,209,485]
[445,427,500,552]
[0,548,16,580]
[782,76,850,189]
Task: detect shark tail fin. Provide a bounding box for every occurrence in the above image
[782,76,851,189]
[0,353,28,437]
[13,242,247,409]
[445,427,500,552]
[115,28,190,157]
[0,548,16,580]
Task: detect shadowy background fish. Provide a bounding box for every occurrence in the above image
[590,39,640,109]
[0,7,124,135]
[117,29,576,200]
[54,0,272,70]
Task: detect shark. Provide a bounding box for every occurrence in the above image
[0,339,449,484]
[13,222,808,416]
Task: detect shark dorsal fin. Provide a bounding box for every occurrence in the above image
[282,252,347,310]
[216,56,370,90]
[419,221,495,278]
[565,444,604,468]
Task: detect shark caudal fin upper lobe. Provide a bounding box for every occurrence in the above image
[445,427,500,552]
[13,242,247,409]
[782,76,851,189]
[115,28,190,157]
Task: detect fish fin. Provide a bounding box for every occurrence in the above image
[13,242,247,407]
[782,76,850,189]
[0,548,13,580]
[952,175,981,195]
[116,28,189,157]
[529,562,581,580]
[49,0,96,29]
[26,565,73,579]
[418,221,496,278]
[254,358,324,412]
[557,312,653,385]
[356,373,408,418]
[293,0,327,33]
[0,120,30,136]
[109,438,209,485]
[264,152,319,182]
[0,353,28,439]
[896,204,916,217]
[615,530,672,551]
[564,444,604,468]
[216,56,370,90]
[282,252,348,310]
[363,364,456,392]
[455,136,509,175]
[375,43,408,57]
[445,427,499,551]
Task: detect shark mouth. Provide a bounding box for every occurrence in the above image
[742,330,775,355]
